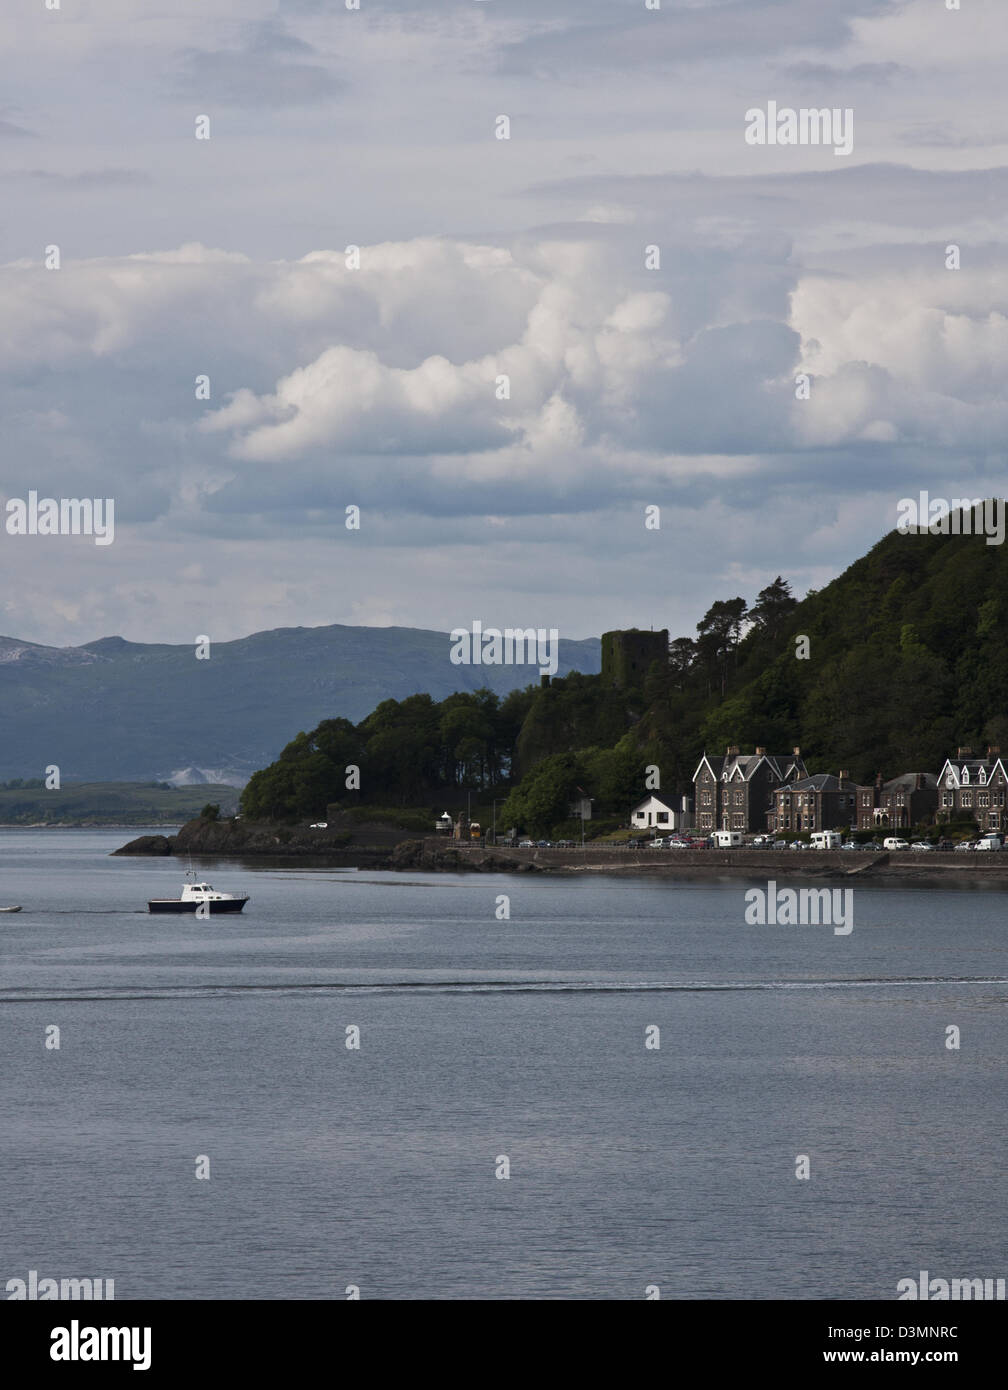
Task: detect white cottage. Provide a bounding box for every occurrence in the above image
[630,794,692,833]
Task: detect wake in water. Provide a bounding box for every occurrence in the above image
[2,976,1007,1003]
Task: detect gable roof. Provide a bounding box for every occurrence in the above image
[938,757,1008,788]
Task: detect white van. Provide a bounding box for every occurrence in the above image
[975,835,1003,851]
[712,830,743,848]
[883,837,910,851]
[810,830,841,849]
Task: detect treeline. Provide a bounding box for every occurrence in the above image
[240,689,535,820]
[242,513,1008,835]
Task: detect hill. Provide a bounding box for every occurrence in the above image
[0,624,600,785]
[237,509,1008,833]
[0,781,240,826]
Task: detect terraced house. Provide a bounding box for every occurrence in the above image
[856,772,938,831]
[769,771,861,834]
[936,746,1007,834]
[693,745,808,834]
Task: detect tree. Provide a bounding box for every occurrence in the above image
[748,577,797,640]
[696,597,748,696]
[200,803,221,821]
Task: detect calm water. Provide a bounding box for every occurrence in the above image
[1,829,1007,1300]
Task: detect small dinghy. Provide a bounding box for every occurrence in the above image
[0,905,23,912]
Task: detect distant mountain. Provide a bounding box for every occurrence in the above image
[0,624,600,784]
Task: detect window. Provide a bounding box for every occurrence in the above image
[735,790,744,806]
[941,792,952,808]
[979,770,987,784]
[658,812,669,823]
[701,791,711,806]
[733,814,744,829]
[962,792,973,808]
[978,793,989,809]
[962,768,970,784]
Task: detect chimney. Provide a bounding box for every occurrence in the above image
[755,745,766,756]
[916,773,923,790]
[793,746,801,757]
[957,745,974,758]
[839,770,850,783]
[876,772,883,789]
[988,745,1000,757]
[726,744,739,756]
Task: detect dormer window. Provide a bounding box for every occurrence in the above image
[962,768,969,784]
[979,769,987,785]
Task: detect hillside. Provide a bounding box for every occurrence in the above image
[0,624,600,784]
[239,509,1008,832]
[0,781,240,826]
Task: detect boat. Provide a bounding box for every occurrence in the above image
[0,905,22,913]
[147,876,249,914]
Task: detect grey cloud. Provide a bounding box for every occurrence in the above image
[779,61,911,84]
[172,21,345,108]
[5,169,151,189]
[0,115,36,138]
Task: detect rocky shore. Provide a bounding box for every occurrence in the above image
[113,822,1008,883]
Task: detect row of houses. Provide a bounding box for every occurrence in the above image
[631,745,1008,837]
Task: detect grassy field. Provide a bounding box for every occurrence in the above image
[0,782,241,826]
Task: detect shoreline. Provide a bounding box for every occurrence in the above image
[111,826,1008,883]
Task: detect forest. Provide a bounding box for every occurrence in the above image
[241,513,1008,835]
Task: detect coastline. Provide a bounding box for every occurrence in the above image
[111,822,1008,883]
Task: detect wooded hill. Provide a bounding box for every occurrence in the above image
[241,510,1008,833]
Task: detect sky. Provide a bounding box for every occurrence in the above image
[1,0,1005,648]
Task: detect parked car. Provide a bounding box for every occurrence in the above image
[518,839,535,848]
[910,841,934,851]
[536,840,552,848]
[936,839,955,851]
[309,822,328,829]
[882,837,910,851]
[841,840,860,851]
[787,840,804,850]
[953,840,975,852]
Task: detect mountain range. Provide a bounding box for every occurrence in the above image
[0,625,600,785]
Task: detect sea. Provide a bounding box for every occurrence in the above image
[1,828,1006,1301]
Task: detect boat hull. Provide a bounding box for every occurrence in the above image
[147,898,249,914]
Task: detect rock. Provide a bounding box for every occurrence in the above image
[111,834,174,856]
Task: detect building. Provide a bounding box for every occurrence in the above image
[855,772,938,831]
[694,745,808,833]
[568,786,593,821]
[600,629,669,691]
[434,811,453,834]
[630,794,693,834]
[770,772,861,834]
[936,747,1007,833]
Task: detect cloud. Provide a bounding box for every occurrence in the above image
[3,169,150,189]
[172,20,345,107]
